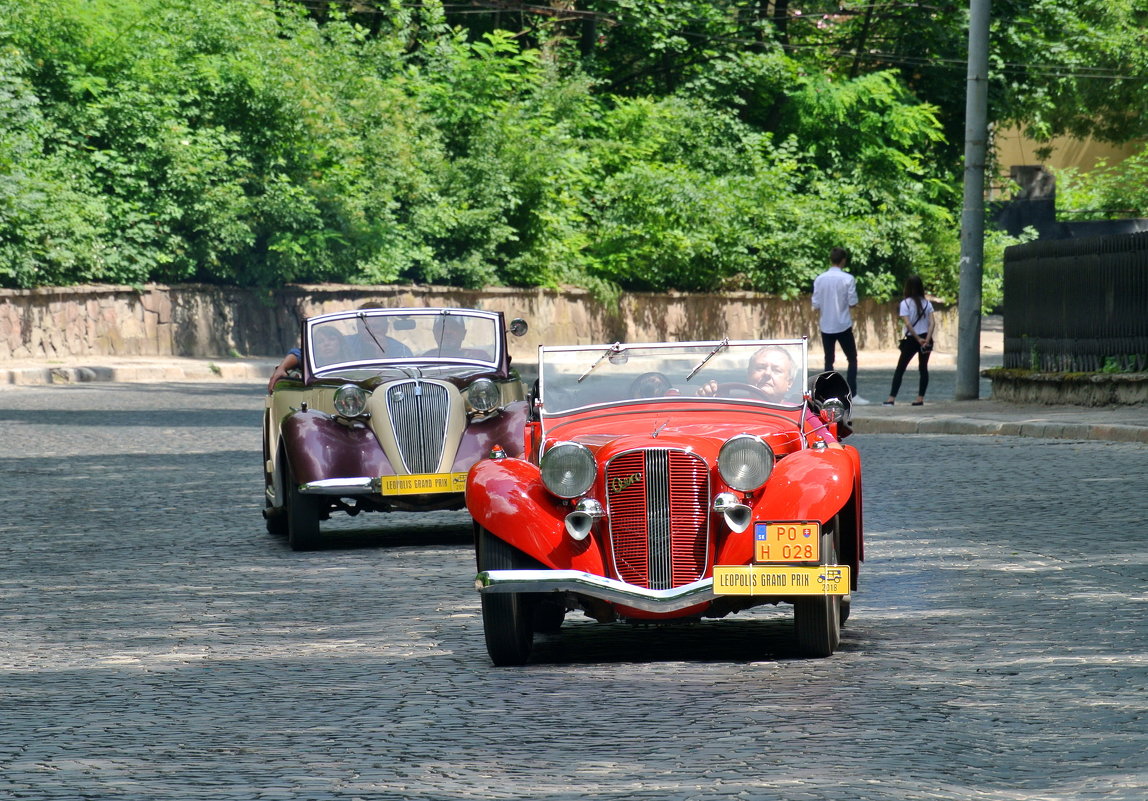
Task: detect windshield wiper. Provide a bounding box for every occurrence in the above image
[686,338,728,382]
[357,311,387,355]
[578,342,623,383]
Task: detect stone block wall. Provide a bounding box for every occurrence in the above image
[1,283,957,363]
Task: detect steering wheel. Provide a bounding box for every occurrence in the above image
[713,382,771,401]
[629,372,674,399]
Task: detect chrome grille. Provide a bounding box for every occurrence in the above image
[605,449,710,590]
[385,380,450,473]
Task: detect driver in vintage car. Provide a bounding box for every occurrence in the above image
[696,345,796,403]
[694,345,833,440]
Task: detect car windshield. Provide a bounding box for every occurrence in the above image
[307,310,500,371]
[538,339,808,417]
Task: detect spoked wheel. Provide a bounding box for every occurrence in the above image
[793,519,842,657]
[285,460,322,551]
[477,527,535,666]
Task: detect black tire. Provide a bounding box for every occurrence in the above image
[477,527,534,666]
[262,415,287,536]
[793,519,842,657]
[532,599,566,634]
[264,504,287,537]
[286,460,322,551]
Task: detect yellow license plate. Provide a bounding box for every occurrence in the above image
[379,472,468,496]
[713,565,850,596]
[754,521,820,562]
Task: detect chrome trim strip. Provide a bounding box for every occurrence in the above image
[474,569,716,613]
[647,449,671,589]
[299,477,376,495]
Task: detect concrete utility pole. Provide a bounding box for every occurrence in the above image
[955,0,991,400]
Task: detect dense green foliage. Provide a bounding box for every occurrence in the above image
[2,0,1143,310]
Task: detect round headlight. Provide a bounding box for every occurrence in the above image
[718,434,774,492]
[467,378,501,414]
[333,384,368,417]
[540,442,597,499]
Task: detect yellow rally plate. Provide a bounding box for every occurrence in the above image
[713,565,850,596]
[379,472,468,496]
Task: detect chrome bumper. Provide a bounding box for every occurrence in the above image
[475,569,716,614]
[299,477,376,495]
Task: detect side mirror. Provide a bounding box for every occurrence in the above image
[509,318,528,337]
[808,370,853,438]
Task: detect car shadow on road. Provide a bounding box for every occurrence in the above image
[272,512,474,551]
[526,615,861,664]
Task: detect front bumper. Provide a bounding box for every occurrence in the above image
[300,477,376,495]
[475,569,716,614]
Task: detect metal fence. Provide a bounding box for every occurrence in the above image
[1004,232,1148,372]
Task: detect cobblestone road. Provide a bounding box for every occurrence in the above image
[1,382,1145,800]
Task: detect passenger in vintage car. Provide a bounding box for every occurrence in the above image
[423,315,491,361]
[266,303,413,391]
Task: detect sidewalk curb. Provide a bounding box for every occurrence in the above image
[1,359,279,386]
[855,415,1148,444]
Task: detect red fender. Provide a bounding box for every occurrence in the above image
[715,444,861,566]
[467,458,609,575]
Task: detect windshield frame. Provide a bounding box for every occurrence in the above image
[302,308,506,379]
[537,338,809,423]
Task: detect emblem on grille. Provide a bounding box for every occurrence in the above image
[609,472,642,495]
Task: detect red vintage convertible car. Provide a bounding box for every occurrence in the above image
[468,338,862,664]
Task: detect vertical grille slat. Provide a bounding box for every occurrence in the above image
[606,448,710,590]
[385,381,450,473]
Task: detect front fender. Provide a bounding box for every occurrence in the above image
[466,458,609,575]
[281,410,390,486]
[451,401,529,471]
[715,444,860,566]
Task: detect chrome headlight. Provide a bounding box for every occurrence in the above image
[333,384,369,417]
[467,378,500,414]
[717,434,774,492]
[540,442,596,499]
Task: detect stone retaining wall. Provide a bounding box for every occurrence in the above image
[1,283,957,363]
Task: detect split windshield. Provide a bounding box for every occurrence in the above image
[538,339,808,416]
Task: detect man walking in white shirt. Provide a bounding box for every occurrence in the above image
[812,246,867,403]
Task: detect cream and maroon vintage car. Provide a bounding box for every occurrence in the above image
[263,307,528,550]
[468,338,862,664]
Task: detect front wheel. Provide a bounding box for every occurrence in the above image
[477,527,534,666]
[286,460,322,551]
[793,520,842,657]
